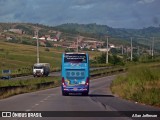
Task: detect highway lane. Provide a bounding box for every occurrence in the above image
[0,75,159,120]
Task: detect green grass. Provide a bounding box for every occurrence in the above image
[0,41,102,76]
[0,76,61,99]
[0,76,60,87]
[0,41,62,71]
[0,41,65,77]
[90,63,112,67]
[111,65,160,107]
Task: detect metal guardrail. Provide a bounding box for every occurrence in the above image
[90,68,126,78]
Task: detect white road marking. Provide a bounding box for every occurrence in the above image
[25,109,31,111]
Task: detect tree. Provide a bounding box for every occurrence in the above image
[94,53,124,65]
[65,48,75,52]
[94,52,106,64]
[109,55,124,65]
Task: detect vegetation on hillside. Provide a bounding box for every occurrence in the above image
[55,23,160,50]
[55,23,160,38]
[111,65,160,107]
[0,41,63,75]
[0,41,102,76]
[1,22,160,50]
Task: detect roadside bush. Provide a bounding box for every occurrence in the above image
[65,48,74,52]
[45,48,50,52]
[111,66,160,107]
[109,55,124,65]
[94,53,124,65]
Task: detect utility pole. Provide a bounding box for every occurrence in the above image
[121,45,124,55]
[137,46,140,56]
[106,36,109,64]
[130,37,133,61]
[77,36,79,53]
[151,37,154,59]
[35,28,39,63]
[150,44,152,55]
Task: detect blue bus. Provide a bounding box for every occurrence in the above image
[61,53,89,96]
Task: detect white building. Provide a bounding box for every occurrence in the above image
[98,48,110,52]
[39,36,45,40]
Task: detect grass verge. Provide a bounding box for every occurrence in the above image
[0,76,61,99]
[111,65,160,107]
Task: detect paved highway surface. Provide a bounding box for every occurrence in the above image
[0,75,159,120]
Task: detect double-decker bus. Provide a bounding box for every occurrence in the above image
[61,53,89,96]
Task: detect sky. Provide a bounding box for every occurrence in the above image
[0,0,160,29]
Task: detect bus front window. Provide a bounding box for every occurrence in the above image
[64,54,87,63]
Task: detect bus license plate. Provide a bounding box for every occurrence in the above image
[73,88,77,91]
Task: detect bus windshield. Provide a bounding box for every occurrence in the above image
[64,54,87,63]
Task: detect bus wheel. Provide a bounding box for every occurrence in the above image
[62,92,68,96]
[82,92,88,96]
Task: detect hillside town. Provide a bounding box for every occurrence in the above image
[0,26,153,55]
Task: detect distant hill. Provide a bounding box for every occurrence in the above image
[0,22,160,50]
[0,23,57,36]
[55,23,160,50]
[1,22,160,39]
[55,23,160,38]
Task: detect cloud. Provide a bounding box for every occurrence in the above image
[0,0,159,28]
[152,16,159,25]
[138,0,155,4]
[71,0,106,6]
[71,4,94,9]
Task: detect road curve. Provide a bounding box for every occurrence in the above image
[0,75,159,120]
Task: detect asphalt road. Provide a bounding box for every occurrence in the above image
[0,75,159,120]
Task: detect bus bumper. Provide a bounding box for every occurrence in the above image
[61,86,89,95]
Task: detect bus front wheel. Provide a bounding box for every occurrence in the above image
[82,92,88,96]
[62,92,68,96]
